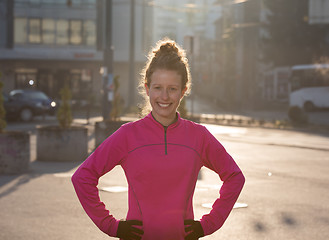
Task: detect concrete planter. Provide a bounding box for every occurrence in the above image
[288,106,309,125]
[37,126,88,162]
[0,131,30,174]
[95,120,129,148]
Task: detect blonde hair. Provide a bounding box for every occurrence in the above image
[138,38,192,116]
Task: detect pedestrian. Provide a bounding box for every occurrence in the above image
[72,39,245,240]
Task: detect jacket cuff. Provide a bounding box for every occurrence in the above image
[107,219,120,237]
[200,214,224,236]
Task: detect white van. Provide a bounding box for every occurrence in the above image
[289,64,329,111]
[289,86,329,111]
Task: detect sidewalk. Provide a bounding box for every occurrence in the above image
[203,123,329,152]
[72,96,329,152]
[35,96,329,155]
[186,97,329,151]
[74,112,329,152]
[6,95,328,160]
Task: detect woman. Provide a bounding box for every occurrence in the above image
[72,39,245,240]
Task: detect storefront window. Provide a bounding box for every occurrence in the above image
[14,18,28,44]
[15,69,38,89]
[14,68,93,101]
[70,20,82,45]
[56,20,69,45]
[29,18,41,43]
[42,19,55,44]
[70,69,92,100]
[70,71,81,98]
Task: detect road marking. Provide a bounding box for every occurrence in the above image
[54,173,73,178]
[197,183,222,189]
[100,186,128,193]
[202,202,248,209]
[203,123,247,135]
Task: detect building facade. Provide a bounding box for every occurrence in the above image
[309,0,329,24]
[0,0,153,109]
[0,0,102,102]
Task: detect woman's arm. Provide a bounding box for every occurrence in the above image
[71,127,128,237]
[200,127,245,236]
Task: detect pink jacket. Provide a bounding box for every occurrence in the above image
[72,113,245,239]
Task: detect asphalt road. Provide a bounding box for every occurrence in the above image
[1,115,329,240]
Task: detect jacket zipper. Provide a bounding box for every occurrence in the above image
[164,126,168,155]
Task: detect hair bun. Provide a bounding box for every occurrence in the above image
[159,42,179,54]
[153,41,179,58]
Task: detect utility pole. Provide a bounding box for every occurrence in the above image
[102,0,114,121]
[128,0,135,108]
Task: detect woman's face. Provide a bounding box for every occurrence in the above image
[145,69,186,126]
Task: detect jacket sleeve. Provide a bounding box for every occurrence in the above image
[199,126,245,236]
[71,125,128,237]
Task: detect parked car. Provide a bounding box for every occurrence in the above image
[4,89,57,122]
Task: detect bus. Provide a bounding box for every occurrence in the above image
[289,64,329,111]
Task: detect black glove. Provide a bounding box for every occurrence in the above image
[116,220,144,240]
[184,220,204,240]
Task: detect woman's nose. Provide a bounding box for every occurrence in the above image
[161,89,169,100]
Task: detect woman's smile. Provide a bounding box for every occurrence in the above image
[158,102,170,108]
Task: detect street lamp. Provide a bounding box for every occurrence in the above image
[128,0,135,108]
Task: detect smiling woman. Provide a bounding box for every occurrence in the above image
[72,39,245,240]
[139,39,191,119]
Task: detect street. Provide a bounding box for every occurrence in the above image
[1,116,329,240]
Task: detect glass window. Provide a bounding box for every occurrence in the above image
[42,0,56,6]
[11,92,25,100]
[15,0,28,7]
[15,72,37,89]
[29,0,41,6]
[15,0,96,8]
[14,18,28,44]
[56,20,69,45]
[15,17,96,46]
[43,0,66,6]
[29,18,41,43]
[25,91,49,100]
[70,20,82,45]
[42,19,55,44]
[82,0,96,7]
[71,0,96,8]
[71,0,82,7]
[70,72,81,98]
[83,20,96,46]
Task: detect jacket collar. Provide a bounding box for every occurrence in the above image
[146,112,181,129]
